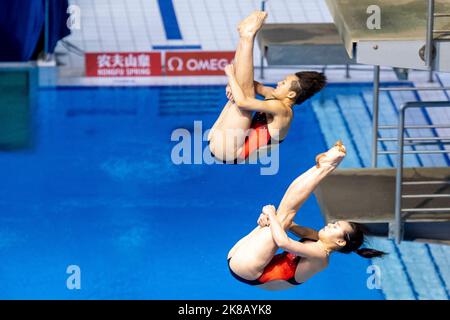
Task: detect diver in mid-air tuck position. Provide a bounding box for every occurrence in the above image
[208,11,327,163]
[227,141,386,290]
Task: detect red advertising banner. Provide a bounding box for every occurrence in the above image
[165,51,235,76]
[85,52,162,77]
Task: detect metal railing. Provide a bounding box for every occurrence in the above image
[260,0,267,79]
[393,101,450,244]
[372,0,450,167]
[372,83,450,243]
[371,74,450,167]
[425,0,435,72]
[426,0,450,81]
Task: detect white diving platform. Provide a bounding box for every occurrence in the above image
[314,167,450,244]
[326,0,450,71]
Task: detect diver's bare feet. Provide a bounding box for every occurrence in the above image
[315,140,347,170]
[238,11,267,38]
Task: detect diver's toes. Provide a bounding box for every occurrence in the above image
[258,13,267,25]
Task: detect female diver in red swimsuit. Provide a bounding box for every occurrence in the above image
[207,11,327,164]
[227,141,386,290]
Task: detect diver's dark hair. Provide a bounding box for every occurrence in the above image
[339,222,387,259]
[290,71,327,105]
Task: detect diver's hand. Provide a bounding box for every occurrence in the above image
[258,205,277,227]
[262,205,276,216]
[257,213,270,227]
[226,84,234,102]
[263,204,278,223]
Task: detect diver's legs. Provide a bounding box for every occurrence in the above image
[228,142,346,280]
[208,12,267,161]
[275,141,347,227]
[227,225,262,260]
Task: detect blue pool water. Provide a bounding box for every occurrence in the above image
[0,84,385,299]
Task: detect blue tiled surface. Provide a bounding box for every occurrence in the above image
[157,0,183,40]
